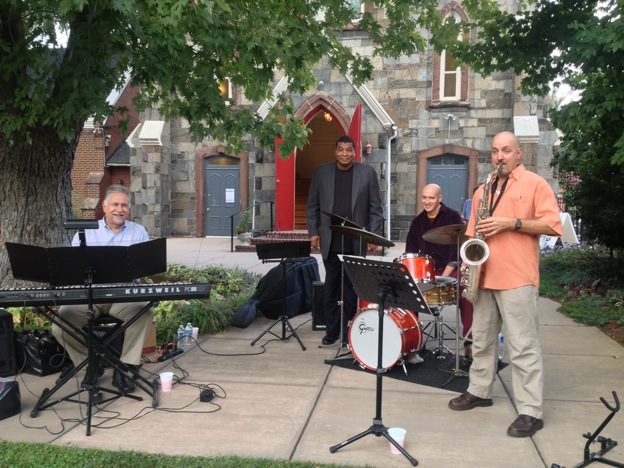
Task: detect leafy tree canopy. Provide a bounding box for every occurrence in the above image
[0,0,448,156]
[436,0,624,165]
[433,0,624,250]
[0,0,454,286]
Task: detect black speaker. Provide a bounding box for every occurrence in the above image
[0,379,20,420]
[0,310,17,377]
[312,281,326,331]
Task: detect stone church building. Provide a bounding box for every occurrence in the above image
[74,1,559,243]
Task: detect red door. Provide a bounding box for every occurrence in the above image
[275,137,295,231]
[274,104,362,230]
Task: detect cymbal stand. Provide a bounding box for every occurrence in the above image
[327,229,353,361]
[438,232,469,387]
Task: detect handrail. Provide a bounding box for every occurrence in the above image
[230,201,274,252]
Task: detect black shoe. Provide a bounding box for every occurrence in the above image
[112,368,135,394]
[322,334,338,345]
[507,414,544,437]
[448,392,493,411]
[81,362,105,387]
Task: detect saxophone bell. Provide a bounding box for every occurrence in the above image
[460,238,490,266]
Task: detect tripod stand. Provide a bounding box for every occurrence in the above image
[6,238,167,435]
[251,241,311,351]
[329,256,429,466]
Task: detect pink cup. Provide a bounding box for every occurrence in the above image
[388,427,406,454]
[192,327,199,341]
[160,372,174,392]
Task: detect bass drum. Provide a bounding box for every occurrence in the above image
[348,306,423,372]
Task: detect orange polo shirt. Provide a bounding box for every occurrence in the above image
[466,164,562,290]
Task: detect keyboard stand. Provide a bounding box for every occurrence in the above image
[30,301,159,422]
[6,238,167,435]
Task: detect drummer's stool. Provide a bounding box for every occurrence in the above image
[422,306,456,359]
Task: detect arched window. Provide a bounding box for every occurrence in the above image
[431,3,469,107]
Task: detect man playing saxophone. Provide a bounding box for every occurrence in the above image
[448,131,562,438]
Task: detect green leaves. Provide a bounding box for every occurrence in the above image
[2,0,448,151]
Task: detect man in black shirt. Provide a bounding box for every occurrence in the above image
[306,135,384,345]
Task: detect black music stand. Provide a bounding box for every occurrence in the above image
[329,256,429,466]
[6,238,166,436]
[251,241,311,351]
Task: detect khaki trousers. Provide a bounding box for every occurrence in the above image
[51,302,153,366]
[467,285,543,418]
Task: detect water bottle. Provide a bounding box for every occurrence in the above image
[498,332,505,360]
[177,325,185,349]
[184,322,193,347]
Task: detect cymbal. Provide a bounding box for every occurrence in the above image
[422,223,469,245]
[321,211,361,229]
[330,225,395,248]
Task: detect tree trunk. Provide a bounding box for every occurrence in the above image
[0,129,75,288]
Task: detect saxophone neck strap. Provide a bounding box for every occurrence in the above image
[489,177,509,216]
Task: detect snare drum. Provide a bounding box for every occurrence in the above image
[348,306,423,371]
[394,253,436,292]
[423,276,458,305]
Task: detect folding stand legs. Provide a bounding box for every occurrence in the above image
[250,314,306,350]
[250,261,306,351]
[30,302,156,435]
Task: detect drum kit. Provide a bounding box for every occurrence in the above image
[323,212,469,383]
[345,224,470,381]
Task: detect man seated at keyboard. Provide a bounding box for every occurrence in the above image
[51,184,152,394]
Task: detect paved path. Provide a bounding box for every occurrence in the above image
[2,237,623,467]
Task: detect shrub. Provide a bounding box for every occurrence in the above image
[540,244,624,327]
[146,264,260,344]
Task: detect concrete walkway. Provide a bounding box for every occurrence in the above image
[2,236,623,467]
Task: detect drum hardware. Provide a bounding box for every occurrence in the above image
[324,214,363,360]
[329,256,428,466]
[421,305,456,359]
[422,223,470,387]
[325,221,395,361]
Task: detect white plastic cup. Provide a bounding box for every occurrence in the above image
[192,327,199,341]
[160,372,174,392]
[388,427,406,454]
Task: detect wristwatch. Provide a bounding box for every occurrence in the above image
[514,219,523,231]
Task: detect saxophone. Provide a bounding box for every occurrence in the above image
[460,164,501,303]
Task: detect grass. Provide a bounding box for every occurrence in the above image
[0,440,355,467]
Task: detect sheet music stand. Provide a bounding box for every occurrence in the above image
[328,256,430,466]
[6,238,166,436]
[251,241,311,351]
